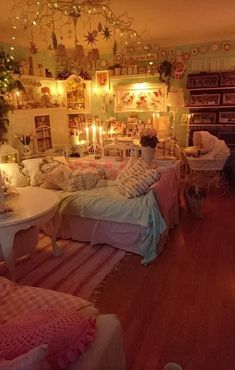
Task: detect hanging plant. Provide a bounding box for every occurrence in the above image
[157,60,172,91]
[0,50,24,143]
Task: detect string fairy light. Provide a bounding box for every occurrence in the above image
[9,0,145,51]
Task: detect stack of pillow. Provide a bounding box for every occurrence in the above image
[0,156,105,192]
[115,158,161,198]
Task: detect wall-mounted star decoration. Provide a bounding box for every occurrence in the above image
[84,31,98,46]
[102,27,112,41]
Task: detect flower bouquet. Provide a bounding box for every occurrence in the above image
[140,128,158,148]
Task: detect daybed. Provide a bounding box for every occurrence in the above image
[1,156,179,265]
[0,276,126,370]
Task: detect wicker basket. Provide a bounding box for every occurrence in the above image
[187,155,230,171]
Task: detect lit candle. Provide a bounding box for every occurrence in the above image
[85,126,89,143]
[92,124,97,142]
[99,126,103,147]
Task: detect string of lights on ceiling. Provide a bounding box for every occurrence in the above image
[9,0,155,58]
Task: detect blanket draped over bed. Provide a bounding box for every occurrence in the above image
[58,183,166,264]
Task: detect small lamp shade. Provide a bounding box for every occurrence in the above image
[0,144,19,163]
[167,88,185,108]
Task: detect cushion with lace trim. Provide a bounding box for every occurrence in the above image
[0,309,96,369]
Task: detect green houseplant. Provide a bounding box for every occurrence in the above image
[0,49,23,143]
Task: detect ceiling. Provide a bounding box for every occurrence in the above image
[1,0,235,54]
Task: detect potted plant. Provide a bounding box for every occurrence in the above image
[140,127,158,161]
[0,49,24,144]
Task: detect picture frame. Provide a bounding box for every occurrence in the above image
[222,93,235,105]
[181,113,190,126]
[220,72,235,87]
[190,112,217,124]
[95,70,109,89]
[219,111,235,124]
[114,83,166,112]
[187,73,219,89]
[189,93,221,106]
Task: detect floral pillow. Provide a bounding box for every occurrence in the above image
[22,156,68,186]
[39,164,104,192]
[0,309,96,370]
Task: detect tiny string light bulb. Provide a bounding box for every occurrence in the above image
[13,26,16,30]
[32,20,37,26]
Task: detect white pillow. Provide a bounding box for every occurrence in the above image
[0,163,29,187]
[22,156,68,186]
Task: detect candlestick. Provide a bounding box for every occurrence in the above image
[99,126,103,147]
[85,126,89,144]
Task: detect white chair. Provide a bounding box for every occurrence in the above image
[102,143,129,158]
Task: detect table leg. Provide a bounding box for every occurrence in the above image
[0,230,16,281]
[51,211,63,257]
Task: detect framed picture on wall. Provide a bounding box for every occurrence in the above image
[219,111,235,123]
[95,70,109,89]
[189,93,221,106]
[190,112,217,124]
[222,93,235,105]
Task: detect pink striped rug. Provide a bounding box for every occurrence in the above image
[0,234,126,301]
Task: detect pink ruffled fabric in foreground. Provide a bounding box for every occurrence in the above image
[0,309,96,369]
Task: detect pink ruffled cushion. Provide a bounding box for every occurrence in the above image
[0,309,96,369]
[0,344,48,370]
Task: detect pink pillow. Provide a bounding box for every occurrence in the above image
[0,310,96,369]
[0,344,48,370]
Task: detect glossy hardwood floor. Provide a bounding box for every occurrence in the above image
[95,187,235,370]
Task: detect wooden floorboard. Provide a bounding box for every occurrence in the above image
[95,187,235,370]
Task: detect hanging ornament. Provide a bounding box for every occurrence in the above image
[98,22,103,32]
[113,40,117,56]
[51,31,57,49]
[102,26,112,41]
[84,31,98,46]
[173,57,186,80]
[29,41,38,54]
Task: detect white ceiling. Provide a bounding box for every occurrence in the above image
[1,0,235,53]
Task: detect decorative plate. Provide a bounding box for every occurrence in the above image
[175,48,183,56]
[211,42,220,52]
[100,59,108,68]
[223,42,232,51]
[160,49,168,57]
[183,52,191,61]
[115,53,123,64]
[199,45,209,54]
[191,48,199,56]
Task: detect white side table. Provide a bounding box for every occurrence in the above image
[0,187,62,281]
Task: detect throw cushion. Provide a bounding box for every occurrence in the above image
[38,164,104,192]
[0,309,96,369]
[115,158,160,197]
[0,276,98,325]
[0,345,48,370]
[0,163,29,187]
[118,168,161,198]
[22,156,68,186]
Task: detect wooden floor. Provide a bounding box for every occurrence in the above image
[95,187,235,370]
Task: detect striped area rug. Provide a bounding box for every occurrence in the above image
[0,234,126,301]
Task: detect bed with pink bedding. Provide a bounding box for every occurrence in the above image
[57,166,179,263]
